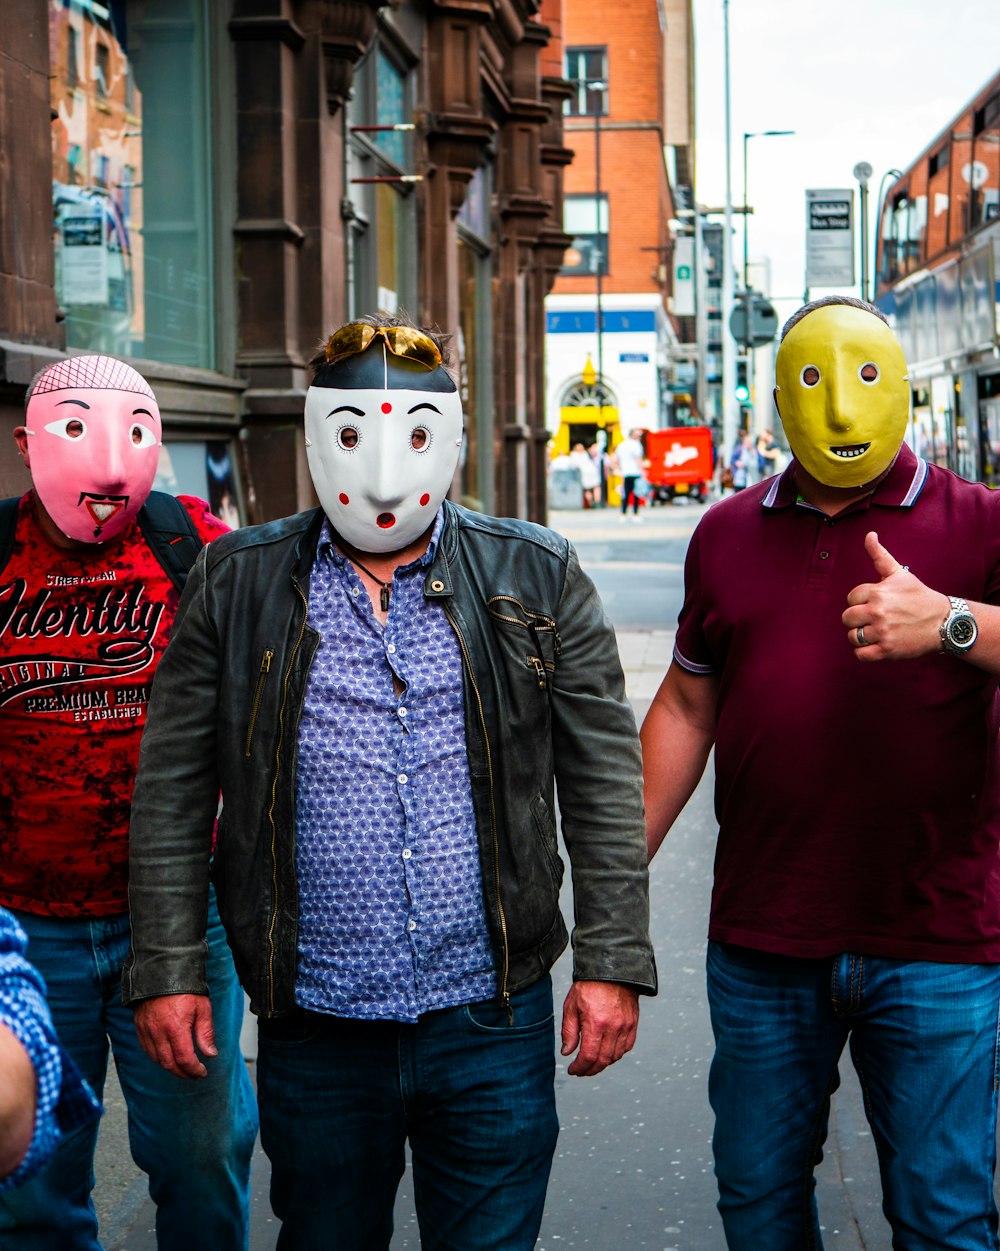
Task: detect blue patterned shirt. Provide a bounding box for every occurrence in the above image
[294,511,496,1022]
[0,908,101,1189]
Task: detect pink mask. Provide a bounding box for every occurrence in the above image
[23,356,162,544]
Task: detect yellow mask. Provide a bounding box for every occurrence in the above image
[774,304,910,489]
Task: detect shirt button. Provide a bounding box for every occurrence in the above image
[819,550,830,560]
[351,586,360,597]
[408,919,417,931]
[387,643,397,654]
[398,773,408,785]
[402,848,412,860]
[398,707,407,718]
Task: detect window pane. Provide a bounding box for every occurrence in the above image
[374,50,407,167]
[50,0,215,368]
[565,47,607,117]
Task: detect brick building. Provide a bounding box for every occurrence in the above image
[0,0,573,525]
[544,0,695,456]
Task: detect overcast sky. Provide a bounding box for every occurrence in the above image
[693,0,1000,323]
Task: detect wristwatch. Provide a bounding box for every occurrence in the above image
[939,596,978,656]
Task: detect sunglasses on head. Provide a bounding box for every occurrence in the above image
[323,324,443,371]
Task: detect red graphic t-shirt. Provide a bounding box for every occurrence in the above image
[0,493,228,917]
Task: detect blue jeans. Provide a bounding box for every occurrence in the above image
[256,973,560,1250]
[707,941,1000,1251]
[0,891,259,1251]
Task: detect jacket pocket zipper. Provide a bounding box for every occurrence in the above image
[244,649,274,759]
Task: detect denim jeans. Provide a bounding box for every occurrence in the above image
[0,890,259,1251]
[256,973,560,1250]
[707,941,1000,1251]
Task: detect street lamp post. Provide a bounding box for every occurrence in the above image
[853,160,873,303]
[588,79,608,416]
[741,129,794,430]
[742,129,795,292]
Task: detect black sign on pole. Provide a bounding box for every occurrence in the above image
[729,293,779,348]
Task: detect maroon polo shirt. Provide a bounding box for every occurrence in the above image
[675,443,1000,962]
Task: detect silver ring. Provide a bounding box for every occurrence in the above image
[857,626,867,647]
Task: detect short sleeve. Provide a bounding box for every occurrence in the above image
[673,520,718,675]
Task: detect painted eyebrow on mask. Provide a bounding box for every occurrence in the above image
[56,399,91,409]
[133,408,155,418]
[408,402,441,415]
[326,404,365,418]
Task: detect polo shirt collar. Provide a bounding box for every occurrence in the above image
[762,442,927,512]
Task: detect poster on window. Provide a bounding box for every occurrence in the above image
[60,213,109,306]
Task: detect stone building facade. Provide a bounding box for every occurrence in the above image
[0,0,572,524]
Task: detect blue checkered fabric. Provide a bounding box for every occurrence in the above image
[294,510,496,1023]
[0,908,101,1188]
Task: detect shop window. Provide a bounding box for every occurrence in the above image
[457,165,494,513]
[561,194,609,276]
[565,48,607,118]
[49,0,216,369]
[154,439,244,529]
[346,41,417,316]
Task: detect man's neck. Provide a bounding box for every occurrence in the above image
[335,526,435,579]
[793,465,889,517]
[29,492,109,556]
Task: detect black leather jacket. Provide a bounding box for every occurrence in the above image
[123,502,656,1017]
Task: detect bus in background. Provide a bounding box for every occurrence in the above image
[874,69,1000,486]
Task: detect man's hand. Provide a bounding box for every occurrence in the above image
[560,980,639,1077]
[842,531,948,662]
[132,994,216,1079]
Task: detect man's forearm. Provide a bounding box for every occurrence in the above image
[0,1022,36,1179]
[640,663,718,860]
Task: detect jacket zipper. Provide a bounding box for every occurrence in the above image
[443,602,512,1022]
[265,582,309,1016]
[244,649,274,759]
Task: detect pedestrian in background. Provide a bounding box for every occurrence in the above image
[0,356,257,1250]
[755,428,781,480]
[123,313,656,1250]
[642,295,1000,1250]
[613,427,646,521]
[728,429,754,491]
[569,441,600,508]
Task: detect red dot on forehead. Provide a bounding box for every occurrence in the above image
[381,401,392,414]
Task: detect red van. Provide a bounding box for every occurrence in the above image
[643,426,714,503]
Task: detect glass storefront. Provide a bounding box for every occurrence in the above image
[49,0,216,368]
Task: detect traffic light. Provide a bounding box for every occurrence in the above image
[735,358,750,405]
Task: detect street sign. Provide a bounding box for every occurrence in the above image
[805,188,855,287]
[729,294,778,347]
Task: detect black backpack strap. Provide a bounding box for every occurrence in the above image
[137,490,205,592]
[0,497,21,578]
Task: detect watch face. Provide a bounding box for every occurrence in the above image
[949,615,978,648]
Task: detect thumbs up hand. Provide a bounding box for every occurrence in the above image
[842,531,950,661]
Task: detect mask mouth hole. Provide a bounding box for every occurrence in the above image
[830,443,872,459]
[376,513,396,529]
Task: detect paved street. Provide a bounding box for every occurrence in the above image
[100,498,892,1249]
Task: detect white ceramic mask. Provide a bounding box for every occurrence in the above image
[304,384,464,553]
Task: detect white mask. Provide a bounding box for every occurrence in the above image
[304,384,464,553]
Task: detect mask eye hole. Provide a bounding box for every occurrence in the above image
[410,427,432,452]
[131,423,157,447]
[859,362,880,385]
[44,416,87,441]
[800,365,821,388]
[337,426,360,451]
